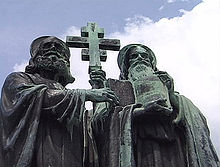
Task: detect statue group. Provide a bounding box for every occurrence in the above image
[0,23,219,167]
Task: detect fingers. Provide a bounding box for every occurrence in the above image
[157,72,173,82]
[89,78,105,84]
[156,99,167,105]
[145,102,169,113]
[154,71,170,77]
[153,103,172,115]
[89,70,106,88]
[90,70,106,80]
[87,88,120,105]
[102,90,120,105]
[155,71,174,91]
[154,71,168,77]
[90,74,106,82]
[90,69,106,76]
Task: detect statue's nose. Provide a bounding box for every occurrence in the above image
[50,55,58,62]
[137,54,144,60]
[50,43,56,51]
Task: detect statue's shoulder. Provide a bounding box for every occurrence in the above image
[7,71,30,78]
[8,71,35,80]
[4,72,35,87]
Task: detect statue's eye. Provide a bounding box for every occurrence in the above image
[55,43,63,52]
[43,42,51,49]
[130,54,138,59]
[51,56,58,62]
[141,53,149,59]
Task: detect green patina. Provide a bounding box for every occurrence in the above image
[66,22,120,73]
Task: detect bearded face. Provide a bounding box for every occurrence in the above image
[128,46,153,69]
[37,40,69,70]
[34,38,74,86]
[127,46,155,80]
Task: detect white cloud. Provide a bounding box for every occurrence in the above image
[13,61,28,72]
[168,0,176,3]
[107,0,220,154]
[178,9,189,14]
[59,26,92,90]
[159,5,164,11]
[64,0,220,155]
[13,0,220,155]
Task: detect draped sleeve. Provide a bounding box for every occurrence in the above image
[174,94,220,167]
[0,72,86,167]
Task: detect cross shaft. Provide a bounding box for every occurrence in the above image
[66,22,120,73]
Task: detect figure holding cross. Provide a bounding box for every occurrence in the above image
[0,35,120,167]
[89,43,220,167]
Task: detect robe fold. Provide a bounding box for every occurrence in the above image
[176,95,220,167]
[0,72,97,167]
[92,81,219,167]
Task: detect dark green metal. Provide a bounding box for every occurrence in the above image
[66,22,120,73]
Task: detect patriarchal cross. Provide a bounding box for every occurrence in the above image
[66,22,120,73]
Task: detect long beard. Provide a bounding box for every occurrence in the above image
[37,58,74,86]
[128,61,154,81]
[37,58,66,72]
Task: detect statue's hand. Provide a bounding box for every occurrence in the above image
[89,70,106,88]
[154,71,174,94]
[85,88,119,105]
[155,71,179,109]
[133,99,172,117]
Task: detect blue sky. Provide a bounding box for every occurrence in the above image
[0,0,200,86]
[0,0,201,86]
[1,0,220,155]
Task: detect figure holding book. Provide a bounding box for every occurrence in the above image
[91,44,219,167]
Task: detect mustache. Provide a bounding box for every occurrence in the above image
[38,58,67,71]
[43,50,62,57]
[129,60,153,69]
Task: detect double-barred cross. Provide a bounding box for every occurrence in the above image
[66,22,120,73]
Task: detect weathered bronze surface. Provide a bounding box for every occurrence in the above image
[92,44,220,167]
[66,22,120,73]
[0,23,219,167]
[0,36,118,167]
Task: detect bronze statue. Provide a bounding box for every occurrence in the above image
[0,36,118,167]
[91,44,220,167]
[0,20,219,166]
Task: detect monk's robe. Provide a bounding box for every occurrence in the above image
[0,72,98,167]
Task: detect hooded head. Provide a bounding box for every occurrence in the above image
[25,36,75,86]
[117,44,157,80]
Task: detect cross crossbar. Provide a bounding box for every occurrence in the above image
[66,22,120,73]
